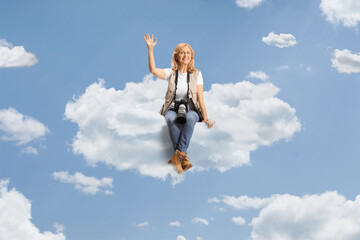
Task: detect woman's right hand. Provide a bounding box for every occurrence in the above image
[144,33,157,49]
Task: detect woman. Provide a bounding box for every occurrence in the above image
[144,33,215,174]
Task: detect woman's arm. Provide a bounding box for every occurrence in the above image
[144,33,166,79]
[197,84,215,128]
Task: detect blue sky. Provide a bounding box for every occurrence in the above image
[1,0,360,239]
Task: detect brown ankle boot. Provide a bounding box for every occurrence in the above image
[168,150,184,174]
[178,151,193,171]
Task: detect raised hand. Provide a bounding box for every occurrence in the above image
[144,33,157,49]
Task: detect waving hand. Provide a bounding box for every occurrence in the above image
[144,33,157,49]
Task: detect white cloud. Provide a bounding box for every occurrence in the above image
[136,221,149,228]
[191,217,209,225]
[53,223,66,233]
[21,146,39,155]
[0,107,49,154]
[251,192,360,240]
[210,191,360,240]
[104,190,114,195]
[0,179,66,240]
[169,221,182,227]
[196,237,203,240]
[0,39,13,48]
[247,71,269,81]
[277,65,289,71]
[331,49,360,74]
[208,197,221,203]
[235,0,265,9]
[262,32,297,48]
[232,216,246,226]
[210,195,276,210]
[320,0,360,28]
[0,39,38,68]
[52,171,113,195]
[176,235,186,240]
[65,75,300,184]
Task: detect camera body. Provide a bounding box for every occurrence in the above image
[169,99,188,124]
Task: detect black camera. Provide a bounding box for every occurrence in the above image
[169,99,188,124]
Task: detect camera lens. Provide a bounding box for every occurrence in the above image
[176,103,187,124]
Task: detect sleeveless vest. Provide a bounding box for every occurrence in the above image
[159,69,204,122]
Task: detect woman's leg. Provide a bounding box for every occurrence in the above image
[177,110,199,153]
[164,110,181,151]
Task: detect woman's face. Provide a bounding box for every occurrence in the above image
[177,46,192,65]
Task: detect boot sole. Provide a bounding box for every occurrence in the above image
[168,160,184,174]
[183,164,192,171]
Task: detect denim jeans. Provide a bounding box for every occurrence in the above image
[164,110,199,153]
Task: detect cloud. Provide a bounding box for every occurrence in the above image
[196,237,203,240]
[21,146,39,155]
[0,107,49,145]
[320,0,360,28]
[176,235,186,240]
[0,39,38,68]
[210,191,360,240]
[247,71,269,81]
[169,221,182,227]
[53,223,66,233]
[52,171,113,195]
[0,179,66,240]
[262,32,297,48]
[208,197,221,203]
[251,192,360,240]
[0,39,13,48]
[331,49,360,74]
[209,195,276,210]
[232,216,246,226]
[276,65,290,71]
[235,0,265,9]
[191,217,209,225]
[0,107,49,153]
[65,75,300,184]
[136,221,149,228]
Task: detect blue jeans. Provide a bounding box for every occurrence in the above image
[164,110,199,153]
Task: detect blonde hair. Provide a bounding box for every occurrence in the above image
[171,43,197,74]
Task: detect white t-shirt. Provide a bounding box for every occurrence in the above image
[164,68,204,101]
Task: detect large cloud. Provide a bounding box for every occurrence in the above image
[0,107,49,153]
[65,75,300,183]
[235,0,265,9]
[0,179,66,240]
[262,32,297,48]
[210,192,360,240]
[52,171,113,195]
[0,39,38,68]
[320,0,360,28]
[331,49,360,74]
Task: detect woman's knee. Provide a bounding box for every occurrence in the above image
[186,111,199,125]
[165,110,177,125]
